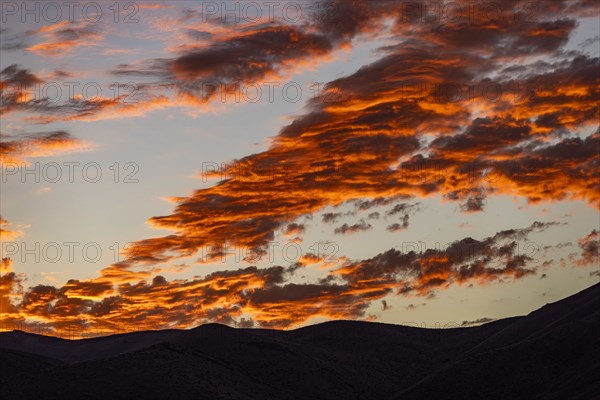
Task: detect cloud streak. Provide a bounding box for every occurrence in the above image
[0,130,89,164]
[1,222,564,332]
[26,21,102,56]
[111,0,598,269]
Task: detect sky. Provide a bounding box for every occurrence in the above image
[0,0,599,337]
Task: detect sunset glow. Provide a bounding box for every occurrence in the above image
[1,0,598,338]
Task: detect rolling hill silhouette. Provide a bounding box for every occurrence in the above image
[1,282,598,400]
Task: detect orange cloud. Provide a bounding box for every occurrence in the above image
[0,130,90,164]
[0,222,570,333]
[0,218,23,241]
[27,21,101,56]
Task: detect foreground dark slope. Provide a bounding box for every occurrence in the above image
[0,329,182,363]
[395,282,600,400]
[0,283,598,400]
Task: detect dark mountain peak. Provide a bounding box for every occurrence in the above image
[1,283,598,400]
[189,322,238,331]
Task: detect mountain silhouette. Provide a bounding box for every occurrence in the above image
[0,283,598,400]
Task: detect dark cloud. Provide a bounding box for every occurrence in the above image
[113,24,338,104]
[185,29,213,41]
[354,197,407,211]
[0,31,27,50]
[1,64,168,123]
[570,230,599,267]
[368,212,380,220]
[322,212,344,224]
[284,223,305,235]
[0,64,41,87]
[387,214,410,232]
[0,130,86,163]
[460,317,495,327]
[334,220,372,235]
[430,117,531,156]
[459,189,486,213]
[385,202,421,216]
